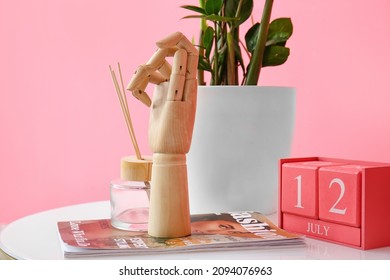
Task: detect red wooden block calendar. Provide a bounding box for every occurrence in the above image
[281,161,345,219]
[319,165,367,227]
[279,157,390,250]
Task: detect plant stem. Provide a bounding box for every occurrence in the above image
[245,0,273,85]
[198,0,206,85]
[226,0,243,85]
[213,21,219,85]
[226,31,235,85]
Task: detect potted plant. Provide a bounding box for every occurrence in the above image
[182,0,296,215]
[181,0,293,85]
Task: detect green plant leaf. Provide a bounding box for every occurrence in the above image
[262,45,290,67]
[267,18,293,45]
[203,26,214,59]
[244,22,260,54]
[246,19,292,52]
[182,13,237,23]
[225,0,253,26]
[266,32,290,46]
[198,55,212,72]
[205,0,223,15]
[232,37,245,75]
[181,14,207,20]
[216,42,227,61]
[214,42,227,84]
[180,5,206,15]
[205,14,237,22]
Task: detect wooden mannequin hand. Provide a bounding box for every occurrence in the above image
[127,32,198,154]
[148,79,197,154]
[125,32,199,237]
[126,32,198,238]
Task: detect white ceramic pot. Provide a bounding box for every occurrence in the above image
[187,86,296,215]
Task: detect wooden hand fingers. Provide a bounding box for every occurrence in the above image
[156,32,197,56]
[127,32,198,105]
[131,76,151,107]
[126,49,172,106]
[156,32,198,80]
[167,49,187,101]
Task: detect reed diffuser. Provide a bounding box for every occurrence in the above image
[109,63,152,231]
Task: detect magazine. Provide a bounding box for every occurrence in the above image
[57,211,305,257]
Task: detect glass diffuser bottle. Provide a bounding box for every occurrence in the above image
[110,156,152,231]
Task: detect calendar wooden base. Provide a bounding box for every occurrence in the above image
[279,157,390,250]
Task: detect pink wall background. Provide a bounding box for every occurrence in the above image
[1,0,390,224]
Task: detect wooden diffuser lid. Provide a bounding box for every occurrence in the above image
[120,156,153,181]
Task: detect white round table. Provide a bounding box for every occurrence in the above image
[1,201,390,260]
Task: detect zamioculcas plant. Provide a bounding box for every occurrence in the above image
[181,0,293,85]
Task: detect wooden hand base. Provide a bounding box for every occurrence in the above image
[148,153,191,238]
